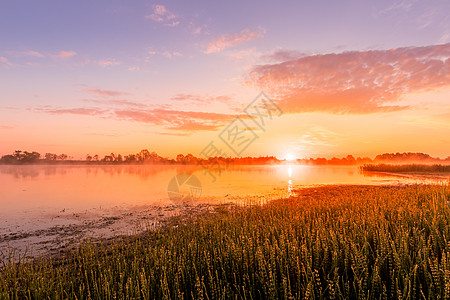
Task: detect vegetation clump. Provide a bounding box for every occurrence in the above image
[362,164,450,174]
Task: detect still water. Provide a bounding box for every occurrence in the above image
[0,164,448,254]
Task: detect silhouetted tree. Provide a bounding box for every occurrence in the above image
[102,155,113,162]
[21,151,40,162]
[13,150,23,161]
[176,154,185,164]
[138,149,151,161]
[58,154,68,161]
[45,153,57,161]
[0,155,17,163]
[125,154,137,162]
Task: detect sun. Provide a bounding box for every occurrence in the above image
[284,153,296,161]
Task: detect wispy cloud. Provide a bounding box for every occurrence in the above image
[156,131,191,137]
[146,50,182,60]
[25,62,41,66]
[205,28,265,54]
[7,50,45,58]
[40,107,106,116]
[379,0,415,15]
[227,48,257,60]
[85,89,128,98]
[189,22,207,35]
[297,127,340,147]
[24,50,44,58]
[248,43,450,114]
[145,4,179,27]
[82,99,148,109]
[162,51,182,58]
[34,102,248,132]
[115,109,238,131]
[260,49,306,63]
[440,32,450,43]
[171,94,232,105]
[128,66,140,72]
[0,56,12,67]
[0,125,13,130]
[54,50,77,59]
[95,60,120,67]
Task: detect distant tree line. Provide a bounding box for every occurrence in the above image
[0,151,70,164]
[1,150,449,165]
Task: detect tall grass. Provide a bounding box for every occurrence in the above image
[1,185,450,299]
[362,164,450,174]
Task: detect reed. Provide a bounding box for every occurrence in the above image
[361,164,450,174]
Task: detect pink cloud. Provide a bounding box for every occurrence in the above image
[115,109,255,131]
[247,43,450,114]
[146,4,179,27]
[24,50,44,58]
[86,89,127,97]
[171,94,232,105]
[55,50,77,59]
[35,104,248,132]
[0,125,13,130]
[0,56,12,67]
[95,60,120,67]
[25,62,41,66]
[83,99,147,109]
[205,28,265,54]
[260,49,306,62]
[44,108,106,115]
[128,66,140,72]
[228,48,257,60]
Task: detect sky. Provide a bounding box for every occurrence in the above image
[0,0,450,160]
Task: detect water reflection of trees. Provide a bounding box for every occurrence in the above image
[0,165,180,180]
[0,165,62,179]
[86,165,179,179]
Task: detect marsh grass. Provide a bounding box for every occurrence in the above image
[1,185,450,299]
[362,164,450,174]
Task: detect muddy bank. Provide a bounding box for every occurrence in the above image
[0,203,232,261]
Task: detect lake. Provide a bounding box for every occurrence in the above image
[0,164,448,256]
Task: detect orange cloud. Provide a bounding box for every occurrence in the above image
[115,109,238,131]
[35,104,247,132]
[248,43,450,114]
[205,28,265,54]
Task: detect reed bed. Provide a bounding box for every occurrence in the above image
[1,185,450,299]
[361,164,450,174]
